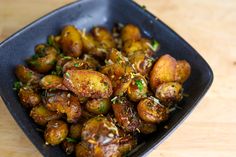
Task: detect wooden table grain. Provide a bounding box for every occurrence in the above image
[0,0,236,157]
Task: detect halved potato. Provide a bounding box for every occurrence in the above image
[15,65,41,84]
[40,75,67,90]
[63,70,113,98]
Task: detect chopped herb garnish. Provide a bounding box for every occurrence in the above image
[65,72,70,78]
[47,36,54,46]
[63,56,72,60]
[99,103,106,113]
[66,137,78,143]
[29,60,40,68]
[111,96,118,104]
[135,80,143,92]
[150,40,160,51]
[74,63,79,67]
[13,81,23,91]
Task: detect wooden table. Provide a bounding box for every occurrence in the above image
[0,0,236,157]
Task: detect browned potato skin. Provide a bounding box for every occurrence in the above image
[81,116,119,145]
[175,60,191,83]
[15,65,41,84]
[139,120,157,134]
[75,141,93,157]
[121,24,141,42]
[63,70,113,98]
[70,123,83,139]
[62,140,75,155]
[129,51,153,76]
[18,87,41,108]
[62,59,97,72]
[30,104,62,126]
[155,82,183,104]
[86,98,111,115]
[40,75,68,90]
[150,54,177,90]
[107,48,127,64]
[44,90,81,123]
[127,75,148,102]
[112,97,140,132]
[118,135,137,155]
[137,97,168,123]
[60,25,83,57]
[82,54,101,68]
[27,44,58,73]
[81,33,97,53]
[44,120,68,145]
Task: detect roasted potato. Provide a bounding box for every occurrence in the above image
[155,82,183,104]
[75,141,93,157]
[44,90,81,123]
[27,44,58,73]
[63,70,113,98]
[15,65,41,85]
[118,135,137,155]
[18,87,41,108]
[150,54,177,90]
[81,32,97,53]
[44,120,68,145]
[40,75,67,90]
[82,54,101,68]
[60,25,83,57]
[137,97,168,123]
[85,98,111,115]
[107,48,127,64]
[112,97,140,132]
[139,120,157,134]
[70,123,83,139]
[62,59,97,72]
[127,75,148,102]
[62,140,75,155]
[175,60,191,83]
[30,104,62,126]
[121,24,141,42]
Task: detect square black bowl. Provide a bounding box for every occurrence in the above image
[0,0,213,156]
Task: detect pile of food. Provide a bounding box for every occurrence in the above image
[13,24,191,157]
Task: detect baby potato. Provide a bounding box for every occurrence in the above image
[150,54,177,90]
[91,26,115,49]
[82,54,101,68]
[18,87,41,108]
[175,60,191,83]
[44,120,68,145]
[129,51,153,76]
[27,44,58,73]
[81,116,119,145]
[139,120,157,134]
[63,70,113,98]
[112,97,140,132]
[107,48,127,64]
[85,98,111,115]
[75,141,93,157]
[62,59,96,72]
[60,25,83,57]
[39,75,67,90]
[15,65,41,84]
[44,90,81,123]
[127,75,148,102]
[81,33,97,53]
[70,123,83,139]
[137,97,168,123]
[30,104,62,126]
[62,140,75,155]
[113,74,132,96]
[155,82,183,104]
[118,135,137,155]
[121,24,141,42]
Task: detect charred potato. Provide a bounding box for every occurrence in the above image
[85,98,111,115]
[60,25,83,57]
[121,24,141,42]
[175,60,191,83]
[40,75,67,90]
[63,70,113,98]
[70,123,83,139]
[30,104,62,126]
[18,87,41,108]
[15,65,41,84]
[44,120,68,145]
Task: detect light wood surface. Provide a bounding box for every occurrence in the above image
[0,0,236,157]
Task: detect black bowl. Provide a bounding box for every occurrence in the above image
[0,0,213,156]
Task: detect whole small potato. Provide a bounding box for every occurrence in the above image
[139,120,157,134]
[75,141,93,157]
[175,60,191,83]
[86,98,111,115]
[27,44,58,73]
[30,104,62,126]
[107,48,127,64]
[155,82,183,104]
[137,97,168,123]
[60,25,83,57]
[44,120,68,145]
[15,65,41,84]
[127,75,148,102]
[121,24,141,42]
[150,54,177,90]
[18,87,41,108]
[40,75,67,90]
[70,123,83,139]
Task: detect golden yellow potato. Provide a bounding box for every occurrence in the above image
[69,123,83,139]
[150,54,177,90]
[18,87,41,108]
[60,25,83,57]
[15,65,41,85]
[39,75,67,90]
[121,24,141,42]
[81,33,97,53]
[44,90,81,123]
[30,104,62,126]
[62,59,97,72]
[137,97,168,123]
[155,82,183,104]
[107,48,127,64]
[44,120,68,145]
[139,120,157,134]
[86,98,111,115]
[175,60,191,83]
[63,70,113,98]
[27,44,58,73]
